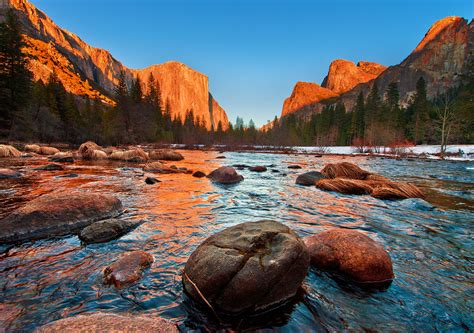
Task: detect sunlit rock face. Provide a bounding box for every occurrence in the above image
[281,82,338,117]
[135,63,229,130]
[321,59,386,94]
[7,0,229,129]
[280,16,472,118]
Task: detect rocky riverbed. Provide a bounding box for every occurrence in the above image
[0,148,473,331]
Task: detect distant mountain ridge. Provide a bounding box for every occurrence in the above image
[274,16,472,125]
[2,0,229,130]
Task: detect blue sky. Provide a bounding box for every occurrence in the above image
[31,0,472,126]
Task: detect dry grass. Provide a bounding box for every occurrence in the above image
[316,175,424,200]
[78,141,105,160]
[321,162,370,180]
[0,145,22,158]
[316,178,374,195]
[366,173,390,182]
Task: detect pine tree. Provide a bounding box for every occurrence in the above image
[0,9,32,137]
[411,77,429,144]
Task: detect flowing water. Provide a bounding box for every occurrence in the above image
[0,150,473,332]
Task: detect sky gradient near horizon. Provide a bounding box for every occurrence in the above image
[30,0,472,126]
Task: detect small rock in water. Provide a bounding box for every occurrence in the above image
[0,192,123,244]
[296,171,324,186]
[0,168,22,179]
[304,229,394,287]
[207,166,243,184]
[192,171,206,178]
[34,163,64,171]
[271,169,280,173]
[249,166,267,172]
[288,165,302,169]
[35,313,178,333]
[216,155,226,159]
[104,251,154,288]
[48,153,74,163]
[79,219,140,244]
[57,173,79,178]
[183,220,309,315]
[145,176,160,185]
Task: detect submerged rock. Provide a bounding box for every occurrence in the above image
[249,166,267,172]
[0,168,22,179]
[192,171,206,178]
[34,163,65,171]
[296,171,324,186]
[183,220,309,315]
[149,149,184,161]
[305,229,394,285]
[79,219,140,244]
[35,313,178,333]
[104,251,154,288]
[0,192,123,244]
[207,166,243,184]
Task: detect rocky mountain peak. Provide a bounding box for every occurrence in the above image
[5,0,229,130]
[321,59,386,94]
[413,16,465,53]
[281,82,338,117]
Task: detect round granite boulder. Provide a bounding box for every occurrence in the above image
[79,219,140,244]
[35,313,177,333]
[295,171,324,186]
[183,220,310,315]
[206,166,243,184]
[304,229,394,285]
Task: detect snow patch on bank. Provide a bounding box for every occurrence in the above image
[293,145,474,161]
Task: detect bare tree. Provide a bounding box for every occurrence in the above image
[435,91,456,158]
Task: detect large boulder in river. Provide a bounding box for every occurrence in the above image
[296,171,324,186]
[320,162,370,180]
[183,220,310,315]
[207,166,243,184]
[35,313,178,333]
[79,219,140,244]
[149,149,184,161]
[0,192,123,244]
[0,168,22,179]
[103,251,154,288]
[304,229,394,285]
